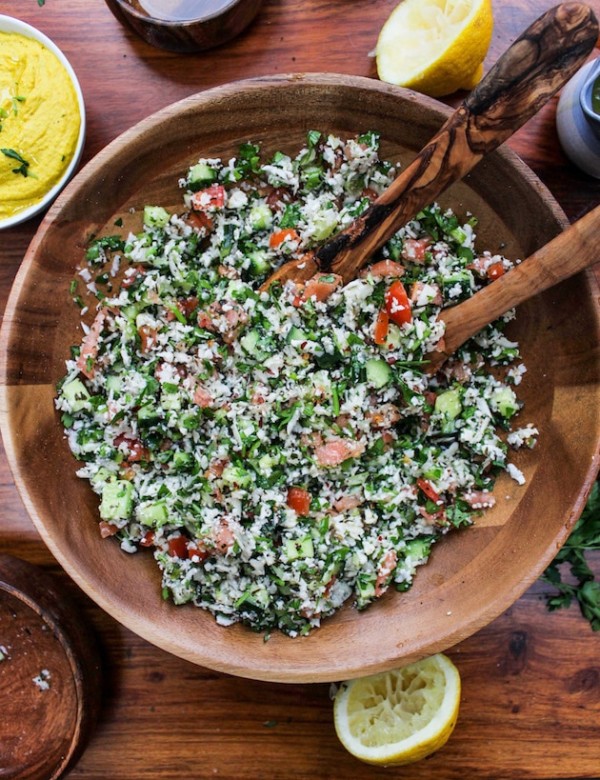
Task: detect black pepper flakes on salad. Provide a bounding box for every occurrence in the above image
[56,131,539,637]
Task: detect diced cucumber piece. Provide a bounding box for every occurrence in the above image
[311,208,338,241]
[122,303,143,323]
[405,538,432,560]
[490,386,518,418]
[137,403,160,422]
[161,392,182,412]
[303,165,323,191]
[172,451,193,471]
[286,326,309,344]
[180,411,200,429]
[188,161,216,188]
[381,323,402,351]
[61,378,90,412]
[221,464,252,487]
[137,500,169,527]
[143,205,170,228]
[435,388,462,420]
[100,480,134,520]
[365,358,392,389]
[240,330,261,355]
[356,573,376,602]
[105,374,122,394]
[247,249,270,277]
[246,584,271,609]
[449,226,467,244]
[258,453,275,472]
[285,535,314,561]
[91,466,114,488]
[248,203,273,231]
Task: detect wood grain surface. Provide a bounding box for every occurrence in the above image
[1,1,599,778]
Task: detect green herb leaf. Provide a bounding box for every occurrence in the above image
[1,147,30,177]
[541,481,600,630]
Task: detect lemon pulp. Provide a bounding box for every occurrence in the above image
[376,0,494,98]
[333,653,461,766]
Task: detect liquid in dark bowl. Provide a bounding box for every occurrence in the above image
[105,0,264,52]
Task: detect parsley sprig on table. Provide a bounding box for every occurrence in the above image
[542,481,600,630]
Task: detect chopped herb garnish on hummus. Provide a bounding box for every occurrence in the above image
[1,147,30,177]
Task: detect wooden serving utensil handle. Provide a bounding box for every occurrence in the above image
[263,3,598,291]
[431,204,600,368]
[319,2,598,280]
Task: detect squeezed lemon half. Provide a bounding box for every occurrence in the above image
[375,0,494,97]
[333,653,461,766]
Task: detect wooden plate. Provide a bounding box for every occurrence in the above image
[0,555,102,778]
[1,74,599,683]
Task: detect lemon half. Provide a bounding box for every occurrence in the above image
[376,0,494,97]
[333,653,461,766]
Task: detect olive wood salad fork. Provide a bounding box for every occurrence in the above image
[261,3,598,292]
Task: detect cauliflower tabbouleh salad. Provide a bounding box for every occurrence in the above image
[57,130,538,637]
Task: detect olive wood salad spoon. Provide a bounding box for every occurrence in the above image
[427,203,600,373]
[261,2,598,292]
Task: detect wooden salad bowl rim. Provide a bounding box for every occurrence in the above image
[1,74,599,683]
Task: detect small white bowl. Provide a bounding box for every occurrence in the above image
[0,15,86,229]
[556,57,600,179]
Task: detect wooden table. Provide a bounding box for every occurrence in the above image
[1,1,600,777]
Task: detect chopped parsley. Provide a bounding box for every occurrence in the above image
[2,148,30,177]
[542,480,600,630]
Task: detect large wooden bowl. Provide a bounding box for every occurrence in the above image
[1,74,599,683]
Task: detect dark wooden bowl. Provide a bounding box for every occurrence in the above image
[0,554,102,779]
[104,0,264,53]
[1,74,599,683]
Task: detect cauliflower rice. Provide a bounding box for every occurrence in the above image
[56,131,538,637]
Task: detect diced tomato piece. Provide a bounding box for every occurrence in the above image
[417,477,442,504]
[373,309,390,345]
[214,520,235,554]
[138,324,158,353]
[361,187,379,201]
[333,494,363,512]
[487,261,505,280]
[418,506,447,526]
[401,237,431,263]
[140,530,155,548]
[99,521,119,538]
[187,210,215,233]
[265,186,290,209]
[122,264,145,289]
[191,184,226,211]
[77,309,107,380]
[385,280,412,325]
[178,297,199,318]
[188,541,211,562]
[193,385,213,408]
[197,310,214,330]
[114,434,150,463]
[360,260,405,279]
[314,438,365,467]
[167,535,189,559]
[286,486,312,516]
[302,273,343,302]
[269,228,300,249]
[375,549,398,597]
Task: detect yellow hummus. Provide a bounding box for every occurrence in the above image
[0,31,81,221]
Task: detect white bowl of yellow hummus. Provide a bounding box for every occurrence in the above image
[0,15,86,229]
